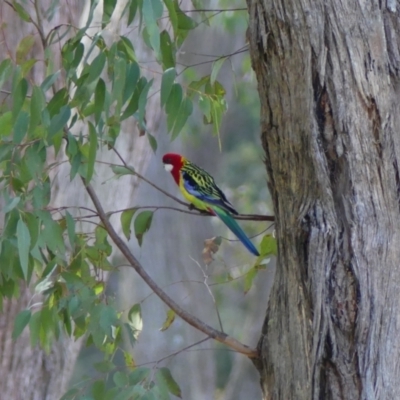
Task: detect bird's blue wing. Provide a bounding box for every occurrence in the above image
[181,170,238,215]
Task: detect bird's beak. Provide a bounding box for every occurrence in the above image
[164,163,173,172]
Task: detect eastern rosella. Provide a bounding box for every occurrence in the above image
[162,153,259,256]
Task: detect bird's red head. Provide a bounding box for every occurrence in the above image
[162,153,185,184]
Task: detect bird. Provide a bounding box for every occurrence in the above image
[162,153,259,256]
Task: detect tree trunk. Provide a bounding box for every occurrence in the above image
[247,0,400,398]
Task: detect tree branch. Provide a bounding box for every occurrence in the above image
[102,205,274,222]
[108,160,275,222]
[83,179,259,359]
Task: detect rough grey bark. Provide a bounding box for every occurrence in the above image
[247,0,400,399]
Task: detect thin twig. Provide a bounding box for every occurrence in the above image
[83,179,259,359]
[190,256,224,333]
[33,0,46,48]
[180,47,248,73]
[110,147,189,207]
[154,338,210,366]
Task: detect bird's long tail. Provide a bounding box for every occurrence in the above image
[211,207,259,256]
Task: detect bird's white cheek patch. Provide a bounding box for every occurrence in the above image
[164,164,173,172]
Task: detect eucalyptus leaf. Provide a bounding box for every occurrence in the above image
[12,309,31,339]
[16,35,35,64]
[120,208,137,240]
[160,68,176,107]
[134,211,153,246]
[17,218,31,280]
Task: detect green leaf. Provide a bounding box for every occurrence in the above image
[113,371,129,387]
[160,309,175,332]
[127,303,142,340]
[65,211,76,249]
[36,210,66,255]
[67,132,78,157]
[160,68,176,107]
[114,388,142,400]
[160,30,175,70]
[260,234,277,256]
[12,309,31,339]
[94,78,106,125]
[32,178,51,208]
[0,111,13,137]
[138,78,153,128]
[111,57,127,114]
[121,208,137,240]
[210,57,227,85]
[199,95,211,123]
[24,212,40,250]
[110,165,135,177]
[244,267,258,294]
[46,88,68,117]
[163,0,178,36]
[28,310,41,346]
[0,143,13,164]
[87,52,106,84]
[156,368,182,398]
[134,211,153,246]
[41,70,60,93]
[13,2,31,22]
[48,105,71,138]
[29,85,45,133]
[122,61,140,104]
[127,0,138,25]
[171,97,193,139]
[21,58,37,77]
[92,380,106,400]
[71,42,85,70]
[121,76,147,120]
[69,151,81,181]
[118,37,137,62]
[12,78,28,121]
[165,82,182,116]
[103,0,117,27]
[3,196,21,214]
[147,132,157,152]
[128,367,150,386]
[16,35,35,64]
[17,218,31,279]
[142,0,163,54]
[0,59,12,91]
[94,360,115,373]
[175,2,197,46]
[60,388,80,400]
[99,305,119,337]
[176,4,197,30]
[123,350,136,370]
[13,110,29,143]
[87,122,98,182]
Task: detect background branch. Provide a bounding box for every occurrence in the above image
[83,179,259,359]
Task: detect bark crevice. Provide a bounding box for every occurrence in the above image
[247,0,400,398]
